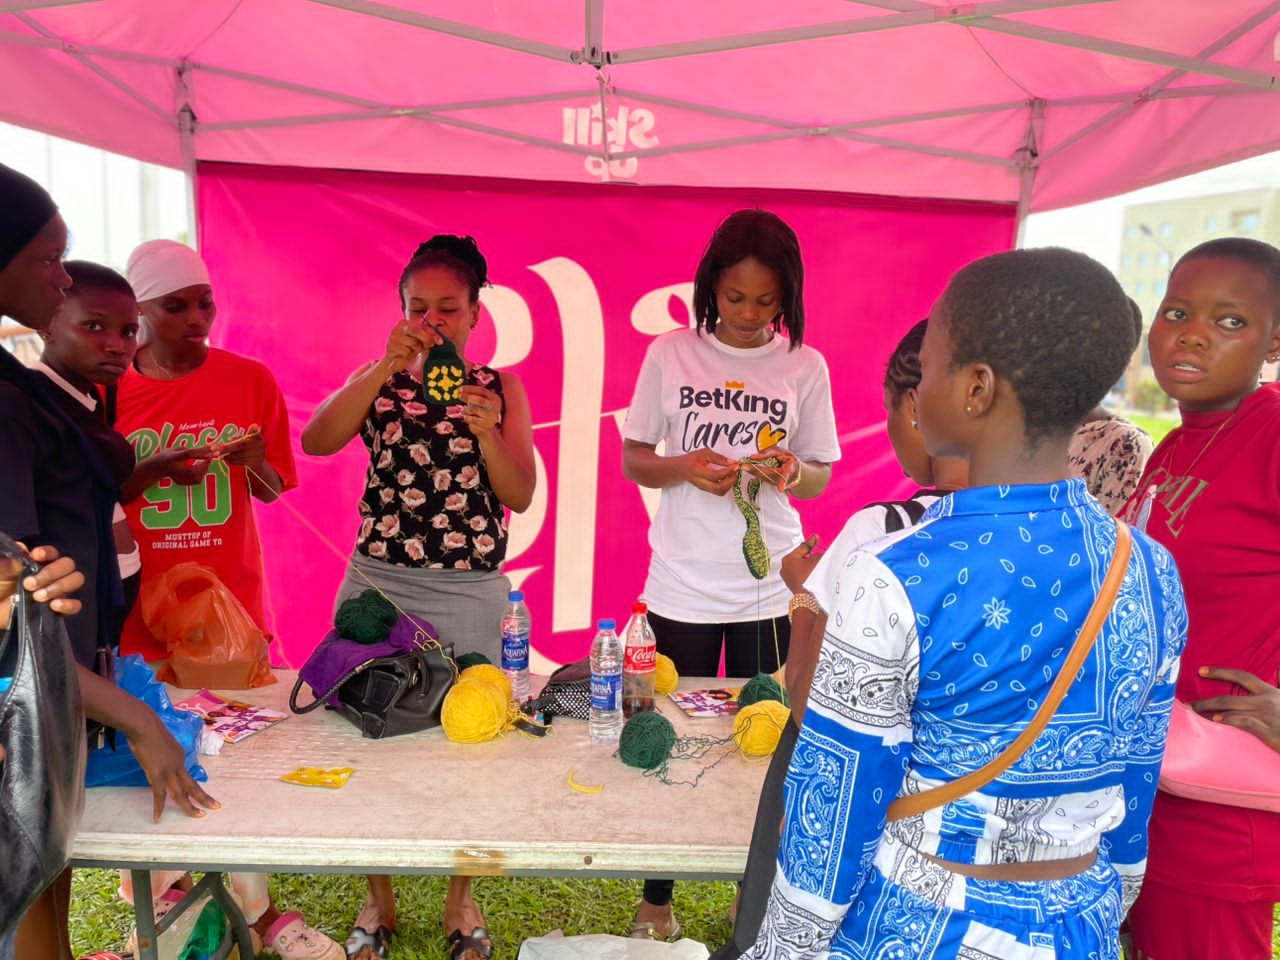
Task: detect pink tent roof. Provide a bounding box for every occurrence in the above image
[1,1,1277,212]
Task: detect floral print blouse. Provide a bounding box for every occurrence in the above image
[1068,413,1154,517]
[356,365,507,570]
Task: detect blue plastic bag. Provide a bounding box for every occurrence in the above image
[85,654,208,788]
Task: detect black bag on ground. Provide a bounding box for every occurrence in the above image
[0,532,87,931]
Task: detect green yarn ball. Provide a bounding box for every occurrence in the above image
[333,590,398,645]
[455,651,492,671]
[618,711,677,771]
[738,672,788,708]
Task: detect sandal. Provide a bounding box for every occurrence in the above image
[447,926,493,960]
[344,925,392,959]
[629,919,683,943]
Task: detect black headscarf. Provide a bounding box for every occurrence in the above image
[0,162,58,271]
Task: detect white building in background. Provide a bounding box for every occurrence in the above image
[0,121,189,357]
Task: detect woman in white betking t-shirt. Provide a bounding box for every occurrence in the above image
[621,208,840,940]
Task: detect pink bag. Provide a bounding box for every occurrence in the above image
[1158,700,1280,812]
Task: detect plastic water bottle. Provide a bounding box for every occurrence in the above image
[500,590,531,703]
[622,602,657,718]
[589,618,623,744]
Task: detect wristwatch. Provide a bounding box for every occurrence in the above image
[788,591,822,621]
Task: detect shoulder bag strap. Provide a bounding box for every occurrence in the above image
[886,521,1132,822]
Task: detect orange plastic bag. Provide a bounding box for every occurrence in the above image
[139,562,276,689]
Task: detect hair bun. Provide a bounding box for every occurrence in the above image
[413,234,489,287]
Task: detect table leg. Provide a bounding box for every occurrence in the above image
[129,870,159,960]
[205,872,256,959]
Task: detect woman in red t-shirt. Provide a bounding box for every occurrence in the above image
[1122,237,1280,959]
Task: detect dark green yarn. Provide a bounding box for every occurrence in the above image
[737,672,788,708]
[618,710,677,770]
[333,590,398,645]
[455,651,492,670]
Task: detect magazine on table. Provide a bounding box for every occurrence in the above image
[173,689,287,744]
[667,687,742,718]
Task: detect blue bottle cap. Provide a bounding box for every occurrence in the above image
[597,618,616,631]
[509,590,524,602]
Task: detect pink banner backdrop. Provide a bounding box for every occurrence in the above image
[196,163,1014,670]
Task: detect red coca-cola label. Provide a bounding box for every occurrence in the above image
[625,645,657,671]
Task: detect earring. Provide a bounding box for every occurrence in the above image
[965,405,974,414]
[911,420,919,430]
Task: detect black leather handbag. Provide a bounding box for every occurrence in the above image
[0,533,87,930]
[290,643,457,740]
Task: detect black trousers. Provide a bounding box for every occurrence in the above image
[642,611,790,909]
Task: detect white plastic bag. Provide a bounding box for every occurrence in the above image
[518,933,709,960]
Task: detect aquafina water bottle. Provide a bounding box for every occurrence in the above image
[500,590,531,703]
[589,618,623,744]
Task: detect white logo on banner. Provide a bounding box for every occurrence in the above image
[561,104,659,181]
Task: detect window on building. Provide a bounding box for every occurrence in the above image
[1138,252,1149,267]
[1160,221,1174,237]
[1135,281,1145,296]
[1155,279,1167,295]
[1121,254,1132,268]
[1204,215,1218,232]
[1157,252,1171,267]
[1125,225,1138,240]
[1231,210,1261,233]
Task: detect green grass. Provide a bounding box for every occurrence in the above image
[69,870,1278,958]
[70,871,737,959]
[1127,412,1179,445]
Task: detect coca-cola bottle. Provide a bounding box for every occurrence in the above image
[622,602,657,718]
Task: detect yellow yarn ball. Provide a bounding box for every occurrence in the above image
[733,700,791,758]
[460,663,512,702]
[654,653,679,696]
[442,678,509,743]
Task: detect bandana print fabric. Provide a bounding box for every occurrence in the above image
[357,366,507,570]
[746,480,1187,960]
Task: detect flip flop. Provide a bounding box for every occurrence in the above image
[447,925,493,960]
[345,925,392,959]
[629,919,683,942]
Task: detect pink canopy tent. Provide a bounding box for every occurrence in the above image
[0,1,1278,216]
[3,2,1278,665]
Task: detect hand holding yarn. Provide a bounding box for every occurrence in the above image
[216,427,266,471]
[383,319,438,374]
[148,445,215,485]
[459,384,501,439]
[681,448,738,496]
[743,446,800,493]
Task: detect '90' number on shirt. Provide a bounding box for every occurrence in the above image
[140,460,234,530]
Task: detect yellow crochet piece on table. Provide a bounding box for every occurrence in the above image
[281,766,355,789]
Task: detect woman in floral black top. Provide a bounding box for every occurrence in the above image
[301,235,535,960]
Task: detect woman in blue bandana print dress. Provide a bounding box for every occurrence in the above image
[749,249,1187,960]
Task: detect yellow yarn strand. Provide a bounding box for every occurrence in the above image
[733,700,790,758]
[566,769,605,794]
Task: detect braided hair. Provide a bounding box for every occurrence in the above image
[399,234,489,308]
[884,319,928,406]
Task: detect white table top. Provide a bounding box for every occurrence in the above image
[71,672,769,879]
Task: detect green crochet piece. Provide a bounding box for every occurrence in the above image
[732,457,781,580]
